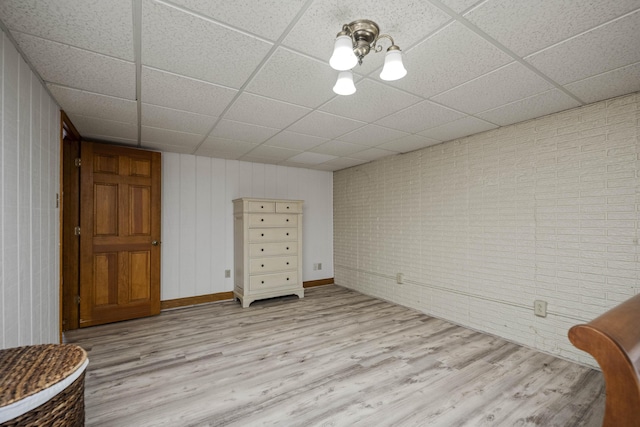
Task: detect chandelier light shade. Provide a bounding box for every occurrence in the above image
[329,35,358,71]
[329,19,406,95]
[379,46,407,81]
[333,70,357,95]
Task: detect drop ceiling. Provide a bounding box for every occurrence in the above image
[1,0,639,171]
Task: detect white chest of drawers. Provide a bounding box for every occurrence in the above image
[233,198,304,308]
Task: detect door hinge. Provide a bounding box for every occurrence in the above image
[74,226,81,236]
[75,158,81,167]
[75,295,81,305]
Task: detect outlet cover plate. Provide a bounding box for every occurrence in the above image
[534,300,547,317]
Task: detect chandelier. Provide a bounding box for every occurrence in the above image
[329,19,407,95]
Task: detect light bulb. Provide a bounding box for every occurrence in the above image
[329,35,357,71]
[379,47,407,81]
[333,71,356,95]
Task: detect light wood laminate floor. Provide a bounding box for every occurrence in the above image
[65,285,605,427]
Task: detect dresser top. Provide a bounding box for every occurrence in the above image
[233,197,304,204]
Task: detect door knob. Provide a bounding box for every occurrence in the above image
[151,240,159,246]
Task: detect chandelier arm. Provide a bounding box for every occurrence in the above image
[373,34,396,53]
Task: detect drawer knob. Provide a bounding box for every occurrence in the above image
[261,205,264,208]
[261,280,264,284]
[261,233,264,236]
[261,218,264,222]
[286,277,290,281]
[287,206,290,209]
[286,247,289,250]
[261,264,264,267]
[286,219,289,222]
[286,233,289,236]
[286,262,289,265]
[261,248,264,252]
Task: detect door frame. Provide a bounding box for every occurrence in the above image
[60,111,81,341]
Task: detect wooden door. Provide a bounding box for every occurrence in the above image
[79,142,161,327]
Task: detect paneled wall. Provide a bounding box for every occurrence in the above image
[334,93,639,367]
[161,153,333,300]
[1,31,60,349]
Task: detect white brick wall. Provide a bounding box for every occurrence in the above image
[334,92,639,367]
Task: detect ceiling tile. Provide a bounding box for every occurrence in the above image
[525,11,640,85]
[311,140,368,157]
[288,152,337,165]
[245,48,338,108]
[241,145,300,161]
[419,116,497,141]
[142,142,194,154]
[210,119,280,143]
[141,0,273,88]
[309,163,342,171]
[337,124,409,147]
[224,93,311,129]
[287,111,365,139]
[564,62,640,105]
[47,84,137,123]
[278,160,314,169]
[438,0,484,14]
[168,0,308,40]
[12,32,135,99]
[198,136,257,156]
[465,0,640,56]
[264,131,328,151]
[315,157,369,171]
[476,90,581,127]
[377,100,466,133]
[377,134,440,153]
[67,114,137,141]
[141,103,215,135]
[239,156,283,165]
[282,0,451,74]
[0,0,134,60]
[391,21,512,98]
[432,62,554,114]
[141,67,237,116]
[320,78,421,122]
[141,126,203,148]
[196,149,244,160]
[350,147,396,161]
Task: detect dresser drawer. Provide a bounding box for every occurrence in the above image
[250,256,297,274]
[248,201,275,213]
[250,272,298,291]
[248,214,297,228]
[248,228,297,243]
[250,242,297,257]
[276,202,301,213]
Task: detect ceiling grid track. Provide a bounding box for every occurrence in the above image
[189,0,317,156]
[133,0,143,147]
[428,0,586,105]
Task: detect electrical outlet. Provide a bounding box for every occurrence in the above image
[534,300,547,317]
[225,269,231,278]
[396,273,404,284]
[317,263,322,270]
